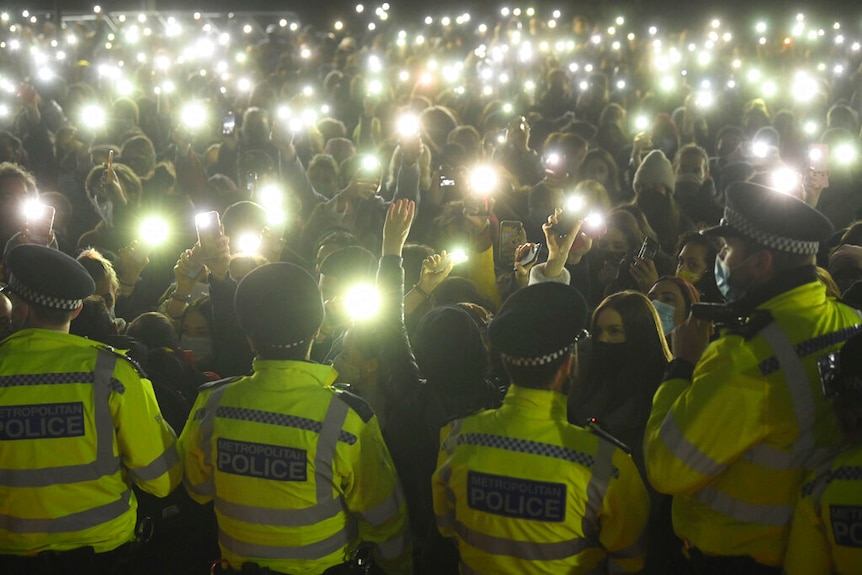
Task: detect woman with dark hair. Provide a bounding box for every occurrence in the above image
[568,290,672,472]
[648,275,701,337]
[568,290,679,574]
[577,148,626,205]
[674,231,724,303]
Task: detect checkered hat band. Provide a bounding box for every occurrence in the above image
[263,339,307,350]
[501,344,573,367]
[8,274,83,311]
[724,207,819,255]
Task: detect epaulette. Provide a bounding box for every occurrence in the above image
[725,309,774,341]
[95,345,147,378]
[333,388,375,423]
[586,418,632,455]
[198,375,242,392]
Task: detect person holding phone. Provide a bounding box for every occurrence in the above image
[644,182,862,573]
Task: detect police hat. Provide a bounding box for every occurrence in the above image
[488,283,588,367]
[702,182,834,255]
[234,263,323,349]
[6,244,95,311]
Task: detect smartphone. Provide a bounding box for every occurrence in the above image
[195,211,222,259]
[638,236,659,260]
[543,152,564,176]
[499,220,527,268]
[515,242,541,269]
[24,203,55,246]
[246,172,257,195]
[808,143,830,188]
[439,174,456,188]
[222,110,236,136]
[690,302,746,326]
[553,195,588,238]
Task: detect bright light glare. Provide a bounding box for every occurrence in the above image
[139,217,169,246]
[81,104,106,129]
[181,103,208,130]
[236,233,262,255]
[397,114,420,138]
[770,167,799,194]
[258,185,283,207]
[449,248,469,265]
[469,165,497,195]
[343,284,381,321]
[835,143,857,165]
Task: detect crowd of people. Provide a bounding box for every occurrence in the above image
[1,4,862,575]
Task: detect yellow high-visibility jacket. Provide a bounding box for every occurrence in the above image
[644,279,862,566]
[785,445,862,574]
[179,359,411,575]
[433,385,649,574]
[0,328,181,554]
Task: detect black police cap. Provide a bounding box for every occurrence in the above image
[702,182,834,255]
[488,282,588,367]
[234,262,323,349]
[6,244,95,310]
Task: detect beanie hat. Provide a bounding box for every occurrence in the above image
[634,150,675,193]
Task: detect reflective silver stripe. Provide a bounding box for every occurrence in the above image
[129,444,179,482]
[755,323,815,469]
[440,419,463,457]
[0,490,131,533]
[452,518,592,561]
[0,351,120,487]
[191,384,232,498]
[436,511,455,530]
[608,536,644,573]
[608,538,642,559]
[695,486,794,527]
[581,438,614,545]
[219,522,356,560]
[658,412,728,477]
[315,397,349,505]
[376,527,410,559]
[215,496,345,526]
[93,351,120,472]
[360,485,404,526]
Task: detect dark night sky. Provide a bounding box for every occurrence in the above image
[10,0,862,27]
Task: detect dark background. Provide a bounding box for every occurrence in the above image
[8,1,862,30]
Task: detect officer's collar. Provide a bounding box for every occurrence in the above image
[730,265,818,314]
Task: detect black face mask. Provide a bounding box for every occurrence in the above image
[590,340,627,381]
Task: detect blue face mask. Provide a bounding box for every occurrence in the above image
[714,255,750,302]
[652,299,677,335]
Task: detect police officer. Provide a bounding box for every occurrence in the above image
[179,262,411,575]
[644,182,862,573]
[432,282,650,574]
[0,244,182,574]
[784,331,862,574]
